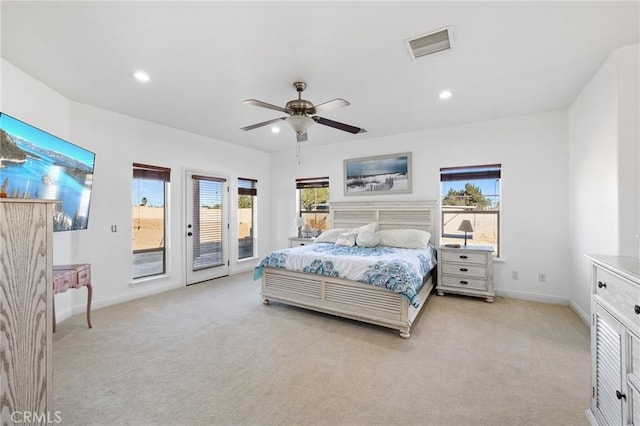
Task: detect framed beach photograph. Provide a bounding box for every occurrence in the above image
[344,152,412,196]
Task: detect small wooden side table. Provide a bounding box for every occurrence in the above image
[53,264,92,332]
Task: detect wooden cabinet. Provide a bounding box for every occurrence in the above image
[0,199,55,421]
[436,245,494,302]
[586,254,640,425]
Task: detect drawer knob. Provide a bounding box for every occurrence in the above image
[635,305,640,315]
[459,255,468,259]
[460,280,469,285]
[460,268,468,272]
[616,390,627,401]
[597,281,607,289]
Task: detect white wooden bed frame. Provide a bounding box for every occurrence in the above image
[261,200,438,338]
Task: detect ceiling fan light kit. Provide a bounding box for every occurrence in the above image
[286,115,315,135]
[241,81,366,142]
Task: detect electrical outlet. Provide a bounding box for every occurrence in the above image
[512,271,519,280]
[538,273,546,282]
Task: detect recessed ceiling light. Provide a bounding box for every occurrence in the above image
[271,126,280,134]
[439,90,453,100]
[133,71,150,82]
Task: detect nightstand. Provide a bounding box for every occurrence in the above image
[436,245,494,302]
[288,237,315,248]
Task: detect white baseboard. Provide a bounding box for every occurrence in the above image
[495,288,569,305]
[569,299,590,325]
[69,280,182,316]
[55,307,73,325]
[495,288,590,326]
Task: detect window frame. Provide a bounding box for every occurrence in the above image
[238,177,257,260]
[132,163,170,280]
[296,176,330,233]
[440,164,501,257]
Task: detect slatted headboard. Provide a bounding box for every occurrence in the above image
[330,200,439,238]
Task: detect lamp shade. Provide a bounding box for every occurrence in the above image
[295,217,306,227]
[286,115,315,135]
[458,220,474,233]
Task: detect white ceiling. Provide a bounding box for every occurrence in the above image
[1,1,638,153]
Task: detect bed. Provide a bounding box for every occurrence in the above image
[256,200,438,338]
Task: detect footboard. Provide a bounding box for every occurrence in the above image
[261,268,434,338]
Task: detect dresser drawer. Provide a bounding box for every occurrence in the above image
[440,275,488,291]
[53,270,77,293]
[75,267,91,288]
[441,251,487,265]
[596,266,640,326]
[441,263,487,278]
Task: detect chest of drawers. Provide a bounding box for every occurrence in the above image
[436,245,494,302]
[586,255,640,425]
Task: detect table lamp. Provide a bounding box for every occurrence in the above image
[295,217,306,238]
[458,220,473,246]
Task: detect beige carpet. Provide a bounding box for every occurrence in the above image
[53,272,590,425]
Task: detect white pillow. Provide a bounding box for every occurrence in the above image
[335,233,357,247]
[377,229,431,249]
[356,231,380,248]
[314,228,349,243]
[355,222,378,234]
[314,223,378,244]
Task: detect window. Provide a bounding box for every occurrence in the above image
[132,163,170,279]
[440,164,501,256]
[296,177,330,233]
[238,178,257,260]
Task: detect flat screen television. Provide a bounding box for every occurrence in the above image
[0,112,96,231]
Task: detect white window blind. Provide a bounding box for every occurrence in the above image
[192,175,225,270]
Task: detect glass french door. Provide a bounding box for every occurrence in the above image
[185,171,229,285]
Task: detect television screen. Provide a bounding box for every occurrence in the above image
[0,113,96,231]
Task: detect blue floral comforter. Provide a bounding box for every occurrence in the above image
[254,243,437,308]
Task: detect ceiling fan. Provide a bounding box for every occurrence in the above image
[240,82,367,142]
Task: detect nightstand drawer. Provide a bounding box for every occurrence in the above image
[596,266,640,326]
[289,237,315,248]
[441,251,488,265]
[440,276,488,291]
[441,263,487,278]
[75,267,91,288]
[53,270,77,293]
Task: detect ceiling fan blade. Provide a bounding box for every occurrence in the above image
[313,98,350,114]
[297,132,308,143]
[314,116,367,134]
[243,99,288,113]
[240,117,286,131]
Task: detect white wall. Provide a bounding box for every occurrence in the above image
[568,45,640,319]
[271,110,571,304]
[2,58,272,322]
[4,42,636,325]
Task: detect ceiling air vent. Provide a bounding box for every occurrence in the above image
[407,27,452,59]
